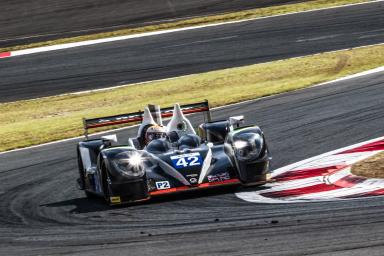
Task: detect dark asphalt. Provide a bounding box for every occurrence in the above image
[1,70,384,255]
[0,0,303,48]
[1,1,384,102]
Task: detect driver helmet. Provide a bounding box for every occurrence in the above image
[145,125,166,144]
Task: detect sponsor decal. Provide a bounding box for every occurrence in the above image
[110,196,121,204]
[189,177,198,184]
[156,181,171,190]
[208,172,231,183]
[171,152,202,169]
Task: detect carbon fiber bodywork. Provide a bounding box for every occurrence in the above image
[76,102,271,205]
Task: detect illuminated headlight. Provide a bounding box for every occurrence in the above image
[233,133,264,161]
[233,140,249,149]
[112,151,145,177]
[128,152,144,169]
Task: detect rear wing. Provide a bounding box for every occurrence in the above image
[83,100,211,138]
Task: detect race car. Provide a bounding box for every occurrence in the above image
[76,100,271,205]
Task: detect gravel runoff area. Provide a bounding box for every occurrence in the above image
[351,151,384,178]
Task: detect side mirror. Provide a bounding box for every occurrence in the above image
[229,115,244,128]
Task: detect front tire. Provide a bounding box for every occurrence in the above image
[100,161,111,204]
[84,190,98,198]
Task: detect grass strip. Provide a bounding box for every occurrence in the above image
[351,151,384,178]
[1,44,384,152]
[0,0,372,53]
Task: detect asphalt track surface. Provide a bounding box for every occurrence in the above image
[1,1,384,102]
[0,0,303,48]
[1,70,384,255]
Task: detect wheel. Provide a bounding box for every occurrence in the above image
[100,161,111,204]
[77,148,86,190]
[84,190,98,198]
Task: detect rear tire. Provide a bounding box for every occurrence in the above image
[77,148,86,190]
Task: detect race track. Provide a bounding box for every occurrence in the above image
[0,0,303,47]
[1,1,384,102]
[1,70,384,255]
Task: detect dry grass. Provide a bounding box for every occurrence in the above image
[351,151,384,178]
[0,0,371,53]
[1,44,384,152]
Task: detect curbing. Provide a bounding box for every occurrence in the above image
[326,167,384,189]
[272,136,384,178]
[236,136,384,204]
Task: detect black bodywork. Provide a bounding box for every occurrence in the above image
[76,101,271,205]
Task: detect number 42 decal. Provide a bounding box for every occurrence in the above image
[175,156,200,167]
[170,152,202,168]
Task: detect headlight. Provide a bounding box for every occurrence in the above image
[112,151,145,177]
[233,133,264,161]
[233,140,249,149]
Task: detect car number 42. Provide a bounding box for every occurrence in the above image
[175,156,200,167]
[171,153,202,168]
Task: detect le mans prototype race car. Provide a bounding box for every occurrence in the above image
[76,101,271,205]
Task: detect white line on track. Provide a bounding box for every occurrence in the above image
[162,35,238,48]
[293,186,376,200]
[1,0,383,59]
[1,65,384,156]
[235,191,298,204]
[278,151,378,171]
[12,43,384,105]
[359,34,382,39]
[259,177,324,192]
[296,34,340,43]
[0,16,200,43]
[314,65,384,87]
